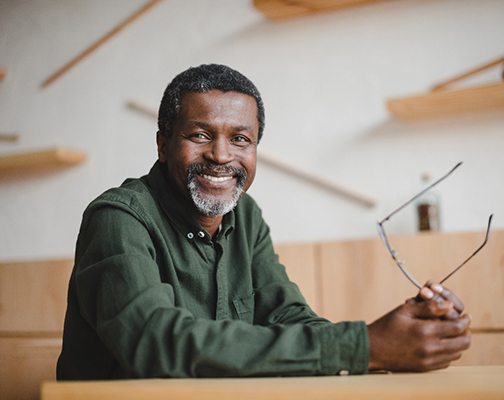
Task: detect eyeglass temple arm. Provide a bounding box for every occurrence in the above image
[377,222,422,289]
[379,162,463,225]
[439,214,493,284]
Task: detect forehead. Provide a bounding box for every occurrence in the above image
[178,90,259,128]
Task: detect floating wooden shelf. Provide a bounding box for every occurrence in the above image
[0,133,19,143]
[253,0,387,20]
[0,148,87,177]
[388,55,504,119]
[387,82,504,119]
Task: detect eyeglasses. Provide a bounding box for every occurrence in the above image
[377,162,493,289]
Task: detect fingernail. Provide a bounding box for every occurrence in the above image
[431,283,443,293]
[421,287,434,299]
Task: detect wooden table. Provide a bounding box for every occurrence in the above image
[42,366,504,400]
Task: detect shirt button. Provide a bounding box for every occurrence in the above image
[197,231,205,238]
[187,232,194,239]
[338,370,349,376]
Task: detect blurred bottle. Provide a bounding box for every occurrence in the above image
[416,172,440,232]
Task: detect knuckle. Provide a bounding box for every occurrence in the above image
[416,357,433,371]
[461,334,471,349]
[455,319,468,334]
[418,323,434,337]
[416,342,435,359]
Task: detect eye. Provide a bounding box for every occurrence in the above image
[187,132,211,143]
[231,134,251,146]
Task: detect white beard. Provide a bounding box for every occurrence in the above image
[188,178,244,216]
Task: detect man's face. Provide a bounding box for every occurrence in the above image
[157,90,259,217]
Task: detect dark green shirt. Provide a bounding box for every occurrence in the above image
[57,161,368,379]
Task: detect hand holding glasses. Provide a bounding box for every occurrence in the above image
[377,162,493,290]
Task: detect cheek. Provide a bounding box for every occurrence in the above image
[243,156,257,189]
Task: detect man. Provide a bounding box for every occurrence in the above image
[57,64,470,380]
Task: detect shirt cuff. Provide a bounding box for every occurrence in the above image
[316,321,369,375]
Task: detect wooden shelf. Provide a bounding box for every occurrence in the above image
[387,82,504,119]
[0,67,5,81]
[0,133,19,143]
[253,0,387,20]
[0,148,87,177]
[387,56,504,119]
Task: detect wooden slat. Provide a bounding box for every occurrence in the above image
[387,82,504,119]
[318,230,504,329]
[0,337,61,400]
[275,242,322,314]
[41,0,162,88]
[253,0,388,20]
[0,133,19,142]
[127,99,157,118]
[432,56,504,92]
[258,153,376,208]
[0,259,73,333]
[454,333,504,366]
[0,148,87,177]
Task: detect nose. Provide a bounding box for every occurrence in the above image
[205,136,233,165]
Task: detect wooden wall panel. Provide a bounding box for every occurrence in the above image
[317,230,504,328]
[454,333,504,366]
[0,260,73,333]
[275,242,322,314]
[0,337,61,400]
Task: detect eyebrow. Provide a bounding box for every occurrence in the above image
[187,120,255,133]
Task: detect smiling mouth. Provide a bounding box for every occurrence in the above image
[201,174,234,183]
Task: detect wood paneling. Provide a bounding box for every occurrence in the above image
[454,333,504,366]
[0,259,73,333]
[317,230,504,328]
[275,242,322,314]
[0,337,61,400]
[1,231,502,400]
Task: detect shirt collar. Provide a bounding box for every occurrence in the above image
[144,161,235,240]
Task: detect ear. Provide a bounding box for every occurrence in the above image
[156,131,168,163]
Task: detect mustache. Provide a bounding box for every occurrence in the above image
[187,163,247,185]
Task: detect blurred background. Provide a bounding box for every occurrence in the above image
[1,0,503,261]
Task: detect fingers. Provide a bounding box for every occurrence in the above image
[367,303,471,372]
[413,333,471,372]
[410,312,471,338]
[410,294,457,319]
[431,283,465,314]
[414,281,465,320]
[439,314,472,338]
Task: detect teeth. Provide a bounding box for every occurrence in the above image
[201,174,233,183]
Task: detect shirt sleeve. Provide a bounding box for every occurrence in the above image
[73,200,368,378]
[249,210,369,374]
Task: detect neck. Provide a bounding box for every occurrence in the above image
[197,213,223,238]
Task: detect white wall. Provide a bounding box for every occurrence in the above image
[1,0,503,261]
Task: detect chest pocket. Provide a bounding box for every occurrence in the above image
[232,293,255,324]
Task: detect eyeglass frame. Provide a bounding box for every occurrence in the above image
[377,162,493,290]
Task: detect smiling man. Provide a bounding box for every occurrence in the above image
[57,64,470,380]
